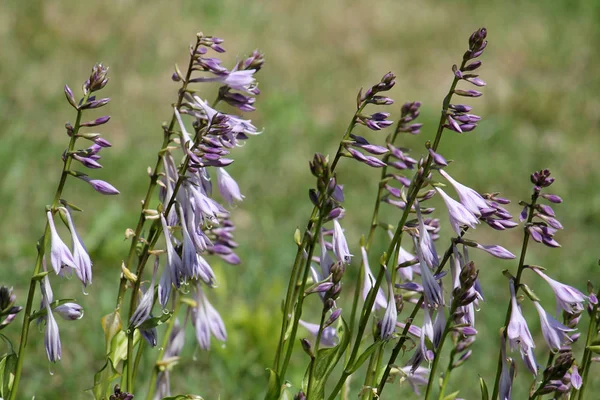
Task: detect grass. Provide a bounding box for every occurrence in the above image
[0,0,599,398]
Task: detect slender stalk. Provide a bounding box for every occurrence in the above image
[132,339,146,388]
[279,227,323,380]
[9,90,91,400]
[344,115,405,393]
[490,192,539,399]
[329,60,466,400]
[438,350,456,400]
[575,301,598,400]
[306,309,328,397]
[273,103,367,376]
[376,238,459,397]
[145,294,181,400]
[424,309,453,399]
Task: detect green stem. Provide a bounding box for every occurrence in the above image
[438,350,455,400]
[424,308,453,399]
[344,114,405,397]
[329,60,466,400]
[375,238,459,397]
[123,37,206,393]
[9,91,90,400]
[145,294,181,400]
[306,310,328,397]
[575,301,598,400]
[273,103,366,377]
[490,192,539,400]
[132,339,145,388]
[279,225,324,380]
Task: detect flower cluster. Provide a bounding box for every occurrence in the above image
[119,36,265,398]
[39,64,117,363]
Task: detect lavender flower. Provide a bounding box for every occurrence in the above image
[46,211,77,275]
[473,243,516,259]
[531,267,586,315]
[298,320,338,348]
[130,257,159,328]
[436,187,479,235]
[62,207,92,286]
[416,202,438,268]
[76,175,120,195]
[41,282,61,362]
[380,268,397,340]
[160,214,184,289]
[413,236,443,308]
[216,167,244,205]
[533,301,573,352]
[506,281,537,375]
[399,366,429,395]
[360,246,387,311]
[54,303,84,320]
[193,285,227,350]
[499,339,515,400]
[438,169,488,216]
[571,365,582,389]
[332,219,352,264]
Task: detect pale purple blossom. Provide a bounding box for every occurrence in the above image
[46,211,77,275]
[76,175,120,195]
[130,257,159,328]
[416,202,438,268]
[332,219,352,264]
[41,283,61,363]
[507,281,537,375]
[216,167,244,205]
[380,268,397,340]
[54,303,84,320]
[436,188,479,235]
[361,246,387,311]
[299,319,338,348]
[399,366,429,395]
[438,169,488,216]
[193,285,227,350]
[531,267,586,315]
[533,301,573,352]
[571,365,582,389]
[413,236,443,307]
[63,207,92,286]
[474,243,516,259]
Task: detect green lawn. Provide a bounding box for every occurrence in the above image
[1,0,599,398]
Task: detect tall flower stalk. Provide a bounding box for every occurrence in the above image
[9,64,117,400]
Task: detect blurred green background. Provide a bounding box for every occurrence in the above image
[1,0,600,398]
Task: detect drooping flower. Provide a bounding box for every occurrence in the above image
[332,219,352,264]
[360,246,387,311]
[506,281,537,375]
[571,365,582,389]
[533,301,574,352]
[436,188,479,235]
[399,366,429,395]
[413,236,443,308]
[41,281,61,363]
[62,207,92,286]
[46,211,77,275]
[415,202,438,268]
[76,175,120,195]
[298,319,338,348]
[216,167,244,205]
[531,267,586,315]
[193,285,227,350]
[380,267,397,340]
[438,169,488,216]
[473,243,516,259]
[54,303,84,320]
[130,257,159,328]
[499,337,515,400]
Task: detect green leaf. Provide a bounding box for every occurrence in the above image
[443,390,460,400]
[346,341,384,374]
[304,318,350,399]
[479,376,489,400]
[264,368,281,400]
[101,310,122,350]
[161,395,204,400]
[87,358,120,400]
[137,311,172,330]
